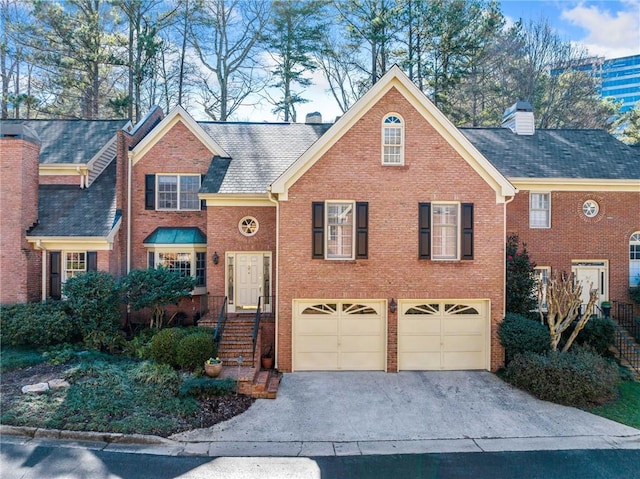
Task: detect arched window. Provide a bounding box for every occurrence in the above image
[630,232,640,287]
[382,114,404,165]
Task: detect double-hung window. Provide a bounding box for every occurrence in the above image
[312,201,368,260]
[419,202,473,261]
[155,174,201,211]
[534,266,551,311]
[382,114,404,165]
[631,232,640,287]
[530,193,550,228]
[64,252,86,280]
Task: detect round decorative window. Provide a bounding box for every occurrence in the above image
[582,200,599,218]
[239,216,259,236]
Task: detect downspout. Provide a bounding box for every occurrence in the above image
[502,194,516,363]
[267,187,279,370]
[127,151,133,274]
[34,240,47,302]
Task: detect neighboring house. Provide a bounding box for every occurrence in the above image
[1,66,638,373]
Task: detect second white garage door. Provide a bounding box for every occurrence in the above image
[398,300,488,370]
[293,300,386,371]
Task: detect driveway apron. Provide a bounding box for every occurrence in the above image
[171,371,639,443]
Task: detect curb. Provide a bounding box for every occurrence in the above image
[0,425,173,446]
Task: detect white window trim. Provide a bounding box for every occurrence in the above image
[381,113,404,166]
[432,202,460,261]
[62,251,87,283]
[529,192,551,229]
[534,266,551,312]
[325,200,356,260]
[147,246,207,294]
[156,174,201,211]
[631,231,640,287]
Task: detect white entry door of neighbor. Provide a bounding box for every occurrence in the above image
[571,261,608,308]
[236,253,263,310]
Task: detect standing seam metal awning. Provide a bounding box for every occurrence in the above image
[142,227,207,245]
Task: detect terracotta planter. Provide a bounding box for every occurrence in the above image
[204,362,222,378]
[261,356,274,370]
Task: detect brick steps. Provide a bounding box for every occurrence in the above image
[199,314,256,367]
[219,366,282,399]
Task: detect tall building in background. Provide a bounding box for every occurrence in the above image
[600,54,640,112]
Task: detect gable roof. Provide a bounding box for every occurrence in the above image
[27,160,119,239]
[461,128,640,181]
[3,119,128,165]
[129,105,229,164]
[270,65,517,202]
[200,122,331,194]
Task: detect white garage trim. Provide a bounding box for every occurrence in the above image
[293,299,387,371]
[398,299,490,371]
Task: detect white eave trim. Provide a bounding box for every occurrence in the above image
[87,134,117,171]
[270,65,516,203]
[39,164,88,175]
[26,216,122,251]
[510,177,640,192]
[199,192,275,207]
[129,105,229,165]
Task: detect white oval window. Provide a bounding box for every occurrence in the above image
[239,216,259,236]
[582,200,599,218]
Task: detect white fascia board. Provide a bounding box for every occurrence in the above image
[39,164,88,175]
[200,192,275,207]
[87,135,117,171]
[270,65,516,203]
[25,237,114,250]
[130,105,229,165]
[510,178,640,192]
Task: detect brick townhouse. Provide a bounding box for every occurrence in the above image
[1,66,638,372]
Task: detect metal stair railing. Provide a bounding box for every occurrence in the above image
[611,300,640,376]
[212,296,228,347]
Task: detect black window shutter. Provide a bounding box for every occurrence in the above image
[461,203,474,260]
[200,174,206,210]
[418,203,431,259]
[356,202,368,259]
[49,251,61,300]
[145,174,155,210]
[87,252,98,271]
[312,202,324,259]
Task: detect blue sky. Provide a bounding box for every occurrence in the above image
[235,1,640,122]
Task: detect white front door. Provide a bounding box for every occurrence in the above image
[572,261,608,308]
[228,252,271,312]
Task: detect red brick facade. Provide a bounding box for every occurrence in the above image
[277,88,507,372]
[507,190,640,304]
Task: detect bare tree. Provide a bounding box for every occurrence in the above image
[542,272,598,352]
[191,0,269,121]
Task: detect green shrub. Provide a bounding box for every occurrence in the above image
[122,328,157,359]
[63,271,122,351]
[178,377,236,398]
[148,328,188,367]
[175,332,216,371]
[574,317,616,355]
[498,313,551,362]
[0,302,75,346]
[133,361,181,395]
[503,348,620,407]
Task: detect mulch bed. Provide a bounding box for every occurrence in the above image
[1,362,254,437]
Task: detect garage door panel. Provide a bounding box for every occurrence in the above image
[401,335,441,352]
[296,335,338,352]
[341,318,383,335]
[293,300,385,371]
[296,318,338,335]
[296,352,339,371]
[399,300,488,371]
[399,317,441,334]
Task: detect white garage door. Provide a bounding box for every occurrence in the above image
[398,300,488,370]
[293,300,386,371]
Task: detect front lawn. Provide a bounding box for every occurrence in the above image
[588,381,640,429]
[0,346,253,437]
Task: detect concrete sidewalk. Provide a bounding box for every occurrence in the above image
[2,372,639,457]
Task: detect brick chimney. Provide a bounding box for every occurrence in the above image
[305,112,323,124]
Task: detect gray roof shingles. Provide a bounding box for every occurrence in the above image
[4,119,128,165]
[29,160,118,237]
[199,122,331,194]
[460,128,640,180]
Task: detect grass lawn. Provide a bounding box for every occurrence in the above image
[589,381,640,429]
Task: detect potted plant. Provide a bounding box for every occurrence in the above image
[204,357,222,377]
[261,346,274,370]
[601,300,612,318]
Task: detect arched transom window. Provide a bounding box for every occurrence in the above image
[630,232,640,287]
[382,114,404,165]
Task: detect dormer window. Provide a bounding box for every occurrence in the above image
[382,114,404,165]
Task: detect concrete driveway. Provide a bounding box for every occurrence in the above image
[171,371,640,454]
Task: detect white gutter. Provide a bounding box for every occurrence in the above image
[267,187,279,370]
